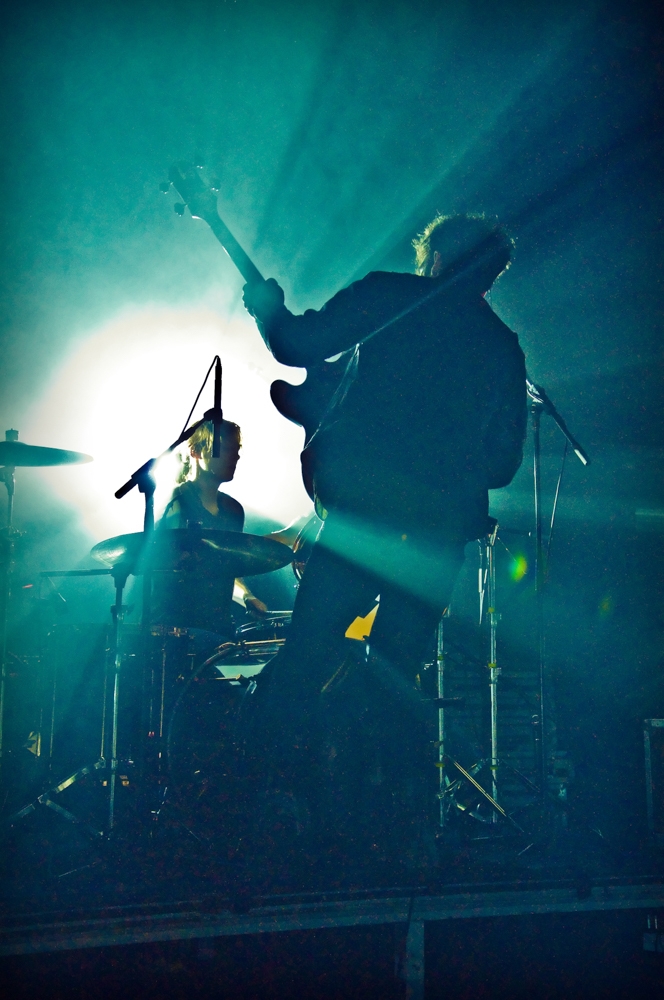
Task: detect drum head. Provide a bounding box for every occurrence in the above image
[235,611,292,643]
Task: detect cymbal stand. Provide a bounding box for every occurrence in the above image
[437,523,522,834]
[5,563,133,838]
[107,562,132,831]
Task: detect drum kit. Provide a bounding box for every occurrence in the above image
[0,426,297,841]
[1,371,591,851]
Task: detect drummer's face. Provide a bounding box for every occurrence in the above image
[192,439,240,482]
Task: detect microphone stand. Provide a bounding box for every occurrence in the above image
[111,357,223,819]
[526,378,589,807]
[112,416,208,804]
[207,357,224,458]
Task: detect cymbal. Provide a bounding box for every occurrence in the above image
[0,441,92,468]
[91,528,294,577]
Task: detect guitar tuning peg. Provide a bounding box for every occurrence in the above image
[159,182,171,193]
[174,203,186,217]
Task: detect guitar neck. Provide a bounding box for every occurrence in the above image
[168,163,264,286]
[200,208,264,286]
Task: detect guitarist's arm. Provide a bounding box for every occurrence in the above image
[243,271,396,367]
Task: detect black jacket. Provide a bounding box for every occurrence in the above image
[258,270,526,542]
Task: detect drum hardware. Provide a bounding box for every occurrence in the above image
[38,569,116,768]
[0,430,92,784]
[92,533,292,752]
[435,522,527,835]
[5,592,290,839]
[210,637,287,660]
[158,635,285,841]
[4,560,135,837]
[92,530,293,579]
[2,361,294,839]
[236,611,293,642]
[36,532,291,835]
[483,521,500,819]
[0,432,92,471]
[433,385,590,838]
[102,362,293,793]
[432,697,465,708]
[436,755,525,834]
[209,674,254,685]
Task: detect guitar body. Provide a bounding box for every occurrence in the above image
[271,357,348,500]
[270,357,347,442]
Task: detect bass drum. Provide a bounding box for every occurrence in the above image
[164,637,284,847]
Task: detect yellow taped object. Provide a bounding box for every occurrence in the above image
[345,604,379,641]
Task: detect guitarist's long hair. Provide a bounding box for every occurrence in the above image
[175,419,242,485]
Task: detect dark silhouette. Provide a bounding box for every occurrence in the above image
[242,215,527,842]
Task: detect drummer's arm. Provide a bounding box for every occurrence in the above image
[233,514,315,615]
[233,578,269,616]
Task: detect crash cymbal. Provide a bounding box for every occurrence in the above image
[0,431,92,468]
[91,528,293,577]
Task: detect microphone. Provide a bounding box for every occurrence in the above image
[204,356,223,458]
[526,377,590,467]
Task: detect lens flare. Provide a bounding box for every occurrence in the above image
[598,595,613,617]
[510,553,528,582]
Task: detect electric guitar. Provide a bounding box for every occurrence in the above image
[166,163,346,489]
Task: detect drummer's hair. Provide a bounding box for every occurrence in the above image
[176,420,241,484]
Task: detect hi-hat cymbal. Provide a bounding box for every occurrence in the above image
[91,528,293,577]
[0,440,92,468]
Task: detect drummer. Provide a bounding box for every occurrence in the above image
[164,419,244,532]
[161,418,268,619]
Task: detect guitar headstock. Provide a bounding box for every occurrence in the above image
[164,161,264,286]
[166,162,219,227]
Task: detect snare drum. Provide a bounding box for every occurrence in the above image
[235,611,292,643]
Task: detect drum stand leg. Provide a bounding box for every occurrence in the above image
[436,525,523,833]
[4,566,132,839]
[107,566,130,831]
[3,460,155,838]
[486,525,500,821]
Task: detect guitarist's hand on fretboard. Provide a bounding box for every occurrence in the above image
[242,277,286,324]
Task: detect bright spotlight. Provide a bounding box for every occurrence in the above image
[23,305,312,544]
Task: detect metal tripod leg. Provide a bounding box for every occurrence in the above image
[486,525,500,820]
[4,568,131,839]
[7,759,107,838]
[108,565,130,831]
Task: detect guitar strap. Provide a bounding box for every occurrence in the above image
[298,345,359,511]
